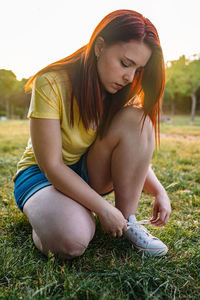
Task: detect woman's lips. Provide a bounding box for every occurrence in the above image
[114,83,124,89]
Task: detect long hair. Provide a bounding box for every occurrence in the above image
[25,9,165,140]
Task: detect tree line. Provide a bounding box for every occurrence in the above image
[0,55,200,121]
[164,54,200,123]
[0,70,30,119]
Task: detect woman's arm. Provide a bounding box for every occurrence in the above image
[30,118,127,236]
[143,166,171,226]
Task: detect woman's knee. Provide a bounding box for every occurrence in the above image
[50,231,94,259]
[32,219,96,259]
[120,106,153,131]
[108,106,155,145]
[59,221,96,259]
[25,186,96,259]
[59,238,88,259]
[33,233,89,259]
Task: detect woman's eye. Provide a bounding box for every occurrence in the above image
[121,60,129,68]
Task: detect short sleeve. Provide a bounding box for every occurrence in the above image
[27,72,61,119]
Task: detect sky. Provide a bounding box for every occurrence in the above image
[0,0,200,80]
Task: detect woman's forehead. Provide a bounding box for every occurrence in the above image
[107,40,152,66]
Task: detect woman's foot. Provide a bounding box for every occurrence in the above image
[124,215,168,256]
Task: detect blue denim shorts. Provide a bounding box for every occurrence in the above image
[14,152,113,212]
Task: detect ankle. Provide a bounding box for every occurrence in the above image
[128,214,136,223]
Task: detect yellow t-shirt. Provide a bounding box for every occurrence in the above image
[15,70,97,176]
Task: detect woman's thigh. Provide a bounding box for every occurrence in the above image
[23,185,96,257]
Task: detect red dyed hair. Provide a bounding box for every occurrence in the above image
[25,9,165,140]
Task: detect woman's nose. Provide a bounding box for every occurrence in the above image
[123,69,135,84]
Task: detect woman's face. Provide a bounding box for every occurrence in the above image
[95,38,152,94]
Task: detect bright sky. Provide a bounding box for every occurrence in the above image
[1,0,199,80]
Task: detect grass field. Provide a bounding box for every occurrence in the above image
[0,115,200,299]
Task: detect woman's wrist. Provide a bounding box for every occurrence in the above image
[144,166,167,197]
[95,197,113,217]
[154,185,168,198]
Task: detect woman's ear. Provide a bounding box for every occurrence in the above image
[94,36,105,58]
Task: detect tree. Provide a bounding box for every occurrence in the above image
[164,56,187,115]
[185,59,200,123]
[0,69,18,118]
[0,70,29,119]
[165,55,200,122]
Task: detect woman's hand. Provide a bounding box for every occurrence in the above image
[149,189,171,227]
[98,205,127,238]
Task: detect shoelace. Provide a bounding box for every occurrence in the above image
[126,219,160,241]
[127,219,151,235]
[127,219,151,226]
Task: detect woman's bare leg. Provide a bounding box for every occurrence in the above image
[87,106,155,219]
[23,185,95,259]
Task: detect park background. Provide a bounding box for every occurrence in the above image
[1,0,200,120]
[0,0,200,299]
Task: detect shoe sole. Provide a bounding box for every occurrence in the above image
[133,244,168,257]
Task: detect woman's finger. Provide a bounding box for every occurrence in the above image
[123,222,127,233]
[163,213,170,225]
[116,230,122,237]
[153,205,159,219]
[156,212,169,226]
[151,210,164,225]
[111,232,117,238]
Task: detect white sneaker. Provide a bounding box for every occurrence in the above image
[124,215,168,256]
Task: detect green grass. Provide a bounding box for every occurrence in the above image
[160,115,200,136]
[0,117,200,299]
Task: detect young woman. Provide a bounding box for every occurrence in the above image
[14,9,171,259]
